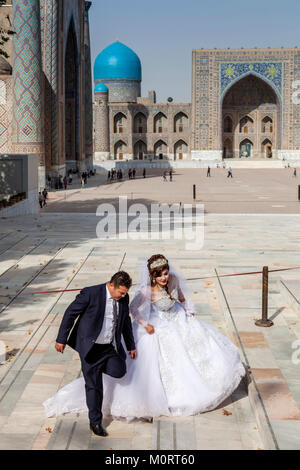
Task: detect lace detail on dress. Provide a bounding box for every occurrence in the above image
[152,296,175,312]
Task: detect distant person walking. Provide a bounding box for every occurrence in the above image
[227,167,233,178]
[42,188,48,207]
[207,166,211,177]
[38,192,43,209]
[133,168,136,179]
[169,169,173,182]
[163,171,167,182]
[293,168,297,177]
[143,168,146,178]
[63,176,67,190]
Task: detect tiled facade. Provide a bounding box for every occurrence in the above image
[0,0,93,188]
[95,47,300,162]
[94,93,191,161]
[192,48,300,161]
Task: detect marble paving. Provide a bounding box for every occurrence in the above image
[0,210,300,449]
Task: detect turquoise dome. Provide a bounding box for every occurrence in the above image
[94,83,108,93]
[94,41,142,81]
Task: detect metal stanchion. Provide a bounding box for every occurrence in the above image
[255,266,274,327]
[193,184,196,200]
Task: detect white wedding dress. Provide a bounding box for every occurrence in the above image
[43,273,245,420]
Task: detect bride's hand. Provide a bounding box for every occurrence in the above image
[145,324,155,334]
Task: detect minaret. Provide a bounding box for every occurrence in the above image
[94,84,110,161]
[12,0,44,188]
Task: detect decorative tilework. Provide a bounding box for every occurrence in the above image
[221,62,282,97]
[40,0,58,167]
[12,0,43,150]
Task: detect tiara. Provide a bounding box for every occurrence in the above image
[150,258,167,270]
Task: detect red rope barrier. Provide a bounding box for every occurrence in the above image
[1,265,300,298]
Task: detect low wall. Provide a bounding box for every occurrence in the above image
[0,154,39,216]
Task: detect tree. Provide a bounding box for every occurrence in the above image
[0,0,15,59]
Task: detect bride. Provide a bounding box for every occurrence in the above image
[43,254,246,420]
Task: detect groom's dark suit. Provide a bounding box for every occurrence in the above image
[56,282,136,425]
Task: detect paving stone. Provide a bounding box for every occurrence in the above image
[0,432,36,450]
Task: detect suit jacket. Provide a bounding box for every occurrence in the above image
[56,283,136,361]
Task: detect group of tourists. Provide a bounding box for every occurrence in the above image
[107,168,147,182]
[46,167,97,191]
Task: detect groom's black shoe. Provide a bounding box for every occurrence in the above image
[90,422,108,437]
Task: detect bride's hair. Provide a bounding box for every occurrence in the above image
[147,254,169,286]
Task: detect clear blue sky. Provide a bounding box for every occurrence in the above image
[89,0,300,103]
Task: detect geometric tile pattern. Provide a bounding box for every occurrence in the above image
[192,49,295,152]
[84,3,93,158]
[221,62,282,97]
[12,0,43,150]
[40,0,58,167]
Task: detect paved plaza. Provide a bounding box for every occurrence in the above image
[1,171,300,450]
[45,168,300,214]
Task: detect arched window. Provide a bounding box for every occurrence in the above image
[134,112,147,133]
[239,116,253,133]
[223,116,233,133]
[261,138,272,158]
[134,140,147,160]
[154,140,167,158]
[114,140,127,160]
[262,116,273,133]
[174,140,188,160]
[174,112,188,133]
[223,138,233,158]
[154,112,167,133]
[240,139,253,157]
[114,112,127,133]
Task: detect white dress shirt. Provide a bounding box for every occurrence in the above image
[95,285,118,344]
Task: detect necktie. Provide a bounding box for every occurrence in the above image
[112,299,118,350]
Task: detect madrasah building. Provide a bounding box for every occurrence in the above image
[93,42,300,166]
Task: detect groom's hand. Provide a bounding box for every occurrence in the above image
[129,350,137,360]
[55,342,66,354]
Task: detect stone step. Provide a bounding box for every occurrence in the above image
[95,159,291,170]
[215,273,300,450]
[223,160,284,169]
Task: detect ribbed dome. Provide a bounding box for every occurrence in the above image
[94,83,108,93]
[94,41,142,80]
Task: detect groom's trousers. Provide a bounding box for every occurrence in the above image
[80,343,126,425]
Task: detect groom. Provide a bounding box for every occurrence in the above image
[55,271,137,437]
